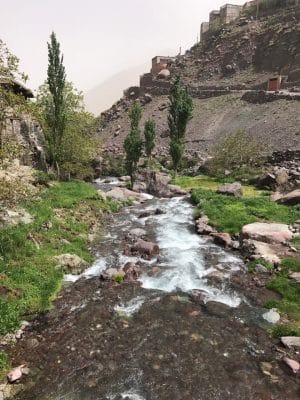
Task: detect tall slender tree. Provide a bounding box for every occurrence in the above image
[45,32,66,172]
[144,118,156,165]
[124,102,143,187]
[168,76,193,175]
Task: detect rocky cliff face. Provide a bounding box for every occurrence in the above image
[97,4,300,159]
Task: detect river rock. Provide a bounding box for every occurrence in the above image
[289,272,300,283]
[101,268,125,280]
[243,239,281,264]
[0,208,33,228]
[54,254,88,274]
[241,222,293,244]
[276,189,300,205]
[97,189,107,201]
[131,239,159,257]
[217,182,243,197]
[106,187,148,203]
[283,357,300,373]
[262,308,280,324]
[281,336,300,348]
[196,221,215,235]
[128,228,147,238]
[122,262,140,280]
[211,232,232,247]
[205,301,232,317]
[7,365,26,383]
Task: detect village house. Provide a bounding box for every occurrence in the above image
[150,56,175,76]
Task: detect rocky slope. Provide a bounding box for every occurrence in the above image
[97,4,300,159]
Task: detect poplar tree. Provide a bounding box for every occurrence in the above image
[124,102,143,187]
[168,76,193,175]
[144,118,156,164]
[45,32,66,172]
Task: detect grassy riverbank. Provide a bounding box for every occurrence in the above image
[0,181,119,375]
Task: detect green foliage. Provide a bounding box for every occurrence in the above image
[0,351,8,377]
[144,119,156,162]
[113,274,124,284]
[37,82,100,180]
[207,130,269,176]
[101,154,125,177]
[124,102,143,186]
[247,258,274,273]
[173,175,263,197]
[271,324,300,338]
[33,170,55,185]
[168,76,193,174]
[191,189,300,234]
[45,32,66,169]
[0,181,118,336]
[291,236,300,251]
[264,257,300,335]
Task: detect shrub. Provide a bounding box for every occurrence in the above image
[33,170,55,185]
[206,130,269,176]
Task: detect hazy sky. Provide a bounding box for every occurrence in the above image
[0,0,245,93]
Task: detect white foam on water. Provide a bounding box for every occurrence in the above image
[114,296,145,316]
[121,392,146,400]
[139,197,242,307]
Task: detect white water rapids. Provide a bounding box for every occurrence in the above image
[65,193,244,308]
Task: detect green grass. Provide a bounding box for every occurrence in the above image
[0,351,8,379]
[0,181,119,336]
[291,236,300,251]
[191,189,300,234]
[173,175,263,197]
[265,258,300,337]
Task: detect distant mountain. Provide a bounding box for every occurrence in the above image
[84,63,149,115]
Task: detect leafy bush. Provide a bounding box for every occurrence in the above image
[101,154,126,177]
[33,170,55,185]
[206,130,269,176]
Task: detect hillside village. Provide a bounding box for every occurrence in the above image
[0,1,300,399]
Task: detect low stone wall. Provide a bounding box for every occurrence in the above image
[241,90,300,103]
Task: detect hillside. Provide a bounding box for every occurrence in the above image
[97,3,300,158]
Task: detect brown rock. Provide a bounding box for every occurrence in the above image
[241,223,293,244]
[131,239,159,257]
[283,357,300,373]
[276,189,300,205]
[211,232,232,247]
[217,182,243,197]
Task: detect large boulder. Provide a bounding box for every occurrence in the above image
[0,208,33,228]
[53,254,88,274]
[241,222,293,244]
[275,189,300,206]
[211,232,232,247]
[106,187,149,203]
[148,172,187,198]
[131,239,159,257]
[242,239,281,264]
[217,182,243,197]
